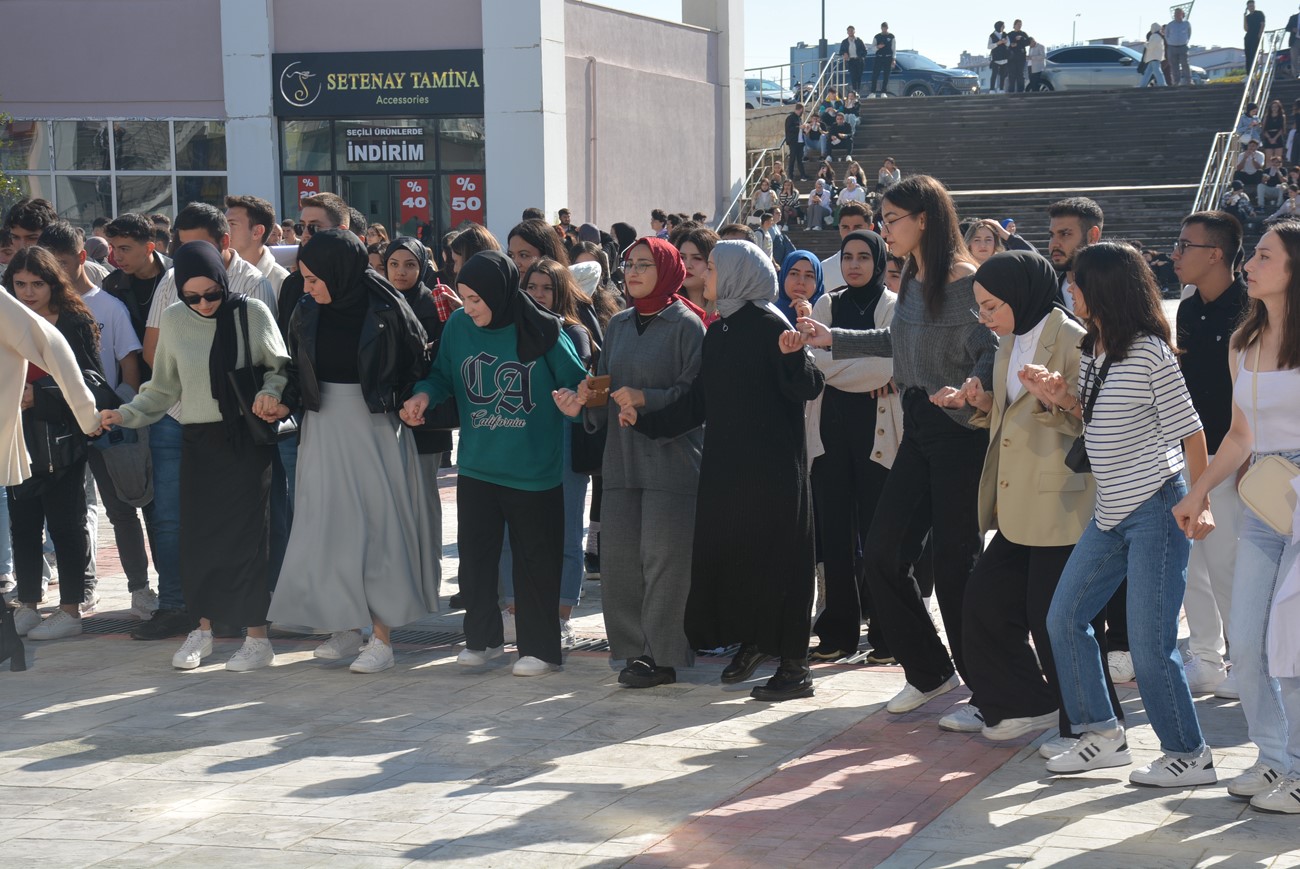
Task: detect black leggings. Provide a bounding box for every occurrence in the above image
[10,459,90,607]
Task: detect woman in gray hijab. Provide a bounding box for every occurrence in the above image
[623,240,824,701]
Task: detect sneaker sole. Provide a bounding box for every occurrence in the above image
[173,658,204,670]
[887,677,959,714]
[750,685,815,702]
[939,720,984,733]
[513,667,552,677]
[1047,750,1132,774]
[1130,768,1217,788]
[1229,782,1279,799]
[350,660,395,674]
[618,671,676,688]
[982,716,1058,741]
[1250,799,1300,814]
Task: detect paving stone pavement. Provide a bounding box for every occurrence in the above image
[2,467,1298,867]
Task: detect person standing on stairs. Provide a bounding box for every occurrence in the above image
[840,26,867,96]
[871,23,895,98]
[1245,2,1266,71]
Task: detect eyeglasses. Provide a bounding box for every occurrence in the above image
[970,299,1006,321]
[623,260,656,275]
[180,289,224,306]
[1173,240,1218,255]
[293,223,305,234]
[880,211,920,231]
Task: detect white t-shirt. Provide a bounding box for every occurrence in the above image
[821,252,844,291]
[252,246,289,298]
[1080,336,1202,530]
[82,287,142,391]
[1005,315,1047,404]
[838,185,866,205]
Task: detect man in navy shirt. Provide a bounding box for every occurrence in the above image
[871,23,896,97]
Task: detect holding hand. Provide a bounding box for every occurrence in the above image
[400,393,430,427]
[793,299,813,320]
[552,388,585,417]
[778,331,807,354]
[797,317,832,347]
[617,405,638,427]
[1172,493,1216,540]
[1019,364,1071,408]
[252,394,289,422]
[100,409,123,428]
[610,386,645,411]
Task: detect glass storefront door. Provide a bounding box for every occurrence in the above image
[339,174,392,238]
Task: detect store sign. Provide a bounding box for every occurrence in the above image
[272,50,484,117]
[345,128,425,164]
[398,178,432,224]
[449,174,485,226]
[296,176,321,203]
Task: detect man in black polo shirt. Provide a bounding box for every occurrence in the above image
[1007,20,1032,93]
[871,23,896,97]
[1173,210,1250,700]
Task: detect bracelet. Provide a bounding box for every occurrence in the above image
[1063,396,1081,414]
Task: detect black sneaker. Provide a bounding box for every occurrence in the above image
[618,656,676,689]
[130,608,197,641]
[721,644,772,684]
[448,592,465,609]
[750,659,814,702]
[584,552,600,581]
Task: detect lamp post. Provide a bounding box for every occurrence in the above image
[818,0,828,62]
[1073,13,1082,45]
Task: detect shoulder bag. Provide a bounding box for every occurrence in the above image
[226,303,299,446]
[1238,341,1300,536]
[1063,355,1113,473]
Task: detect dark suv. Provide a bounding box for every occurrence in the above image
[835,50,980,97]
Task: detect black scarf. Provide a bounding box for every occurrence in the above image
[974,250,1068,335]
[172,241,248,440]
[383,236,431,302]
[832,230,890,328]
[458,251,562,363]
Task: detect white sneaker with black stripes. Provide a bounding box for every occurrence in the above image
[1227,762,1282,798]
[1129,744,1217,788]
[1045,728,1131,774]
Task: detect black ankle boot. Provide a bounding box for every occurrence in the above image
[750,658,813,702]
[721,644,772,684]
[1,606,27,672]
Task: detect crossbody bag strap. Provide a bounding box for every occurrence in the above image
[1252,341,1261,464]
[238,302,254,369]
[1081,355,1114,425]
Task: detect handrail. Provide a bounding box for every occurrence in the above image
[719,147,774,227]
[1193,28,1284,213]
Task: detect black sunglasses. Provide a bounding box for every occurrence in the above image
[180,290,224,306]
[293,223,305,234]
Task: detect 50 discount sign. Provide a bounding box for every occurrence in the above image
[398,178,432,224]
[449,174,485,226]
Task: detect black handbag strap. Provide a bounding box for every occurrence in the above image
[1079,355,1114,425]
[237,301,254,369]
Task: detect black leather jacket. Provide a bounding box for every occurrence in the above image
[282,285,429,415]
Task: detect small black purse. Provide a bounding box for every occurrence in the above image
[227,304,299,446]
[1064,356,1113,474]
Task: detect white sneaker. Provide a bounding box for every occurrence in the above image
[502,609,517,644]
[1107,650,1135,683]
[1038,736,1078,759]
[1215,669,1240,699]
[560,619,576,649]
[1184,655,1227,694]
[314,629,364,660]
[13,606,41,636]
[349,639,394,673]
[0,573,14,594]
[79,591,99,616]
[886,672,960,714]
[1227,762,1283,798]
[27,609,82,640]
[457,645,505,666]
[172,630,212,670]
[513,655,554,676]
[1045,728,1131,774]
[226,637,274,672]
[982,712,1058,741]
[1250,776,1300,814]
[1129,744,1217,787]
[130,588,159,620]
[938,705,984,732]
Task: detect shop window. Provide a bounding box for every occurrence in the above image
[280,120,332,172]
[0,176,52,216]
[52,121,110,172]
[53,176,112,225]
[177,175,228,209]
[175,121,227,171]
[437,118,485,170]
[116,175,174,217]
[113,121,172,171]
[1,119,50,172]
[335,120,438,172]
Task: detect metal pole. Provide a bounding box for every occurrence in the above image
[818,0,828,62]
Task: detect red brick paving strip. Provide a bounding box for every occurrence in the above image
[630,684,1028,868]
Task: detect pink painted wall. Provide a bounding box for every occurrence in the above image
[273,0,482,52]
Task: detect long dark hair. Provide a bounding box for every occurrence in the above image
[882,174,974,316]
[523,258,594,347]
[508,218,570,266]
[1072,242,1170,362]
[1234,221,1300,369]
[448,223,501,264]
[3,246,99,354]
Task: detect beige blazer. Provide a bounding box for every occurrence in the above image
[0,291,101,486]
[969,308,1095,547]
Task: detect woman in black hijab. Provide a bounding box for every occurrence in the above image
[804,231,911,664]
[931,250,1119,746]
[402,251,588,676]
[104,241,289,672]
[265,229,438,675]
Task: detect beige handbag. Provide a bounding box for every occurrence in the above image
[1238,342,1300,536]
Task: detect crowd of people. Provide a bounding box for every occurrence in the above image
[1,166,1299,816]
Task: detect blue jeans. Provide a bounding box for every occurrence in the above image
[149,415,184,611]
[1048,476,1206,756]
[1139,63,1166,87]
[0,487,12,575]
[268,431,299,591]
[1230,449,1300,775]
[501,426,588,608]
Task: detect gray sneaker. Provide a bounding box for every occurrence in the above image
[130,588,159,620]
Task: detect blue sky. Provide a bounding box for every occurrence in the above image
[598,0,1251,68]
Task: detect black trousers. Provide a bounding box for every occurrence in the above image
[458,475,563,664]
[847,57,864,92]
[1007,60,1026,92]
[1246,35,1261,69]
[787,142,807,180]
[962,533,1123,734]
[871,54,892,93]
[86,446,153,590]
[862,390,987,691]
[10,459,90,607]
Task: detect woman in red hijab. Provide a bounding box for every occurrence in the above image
[554,237,705,688]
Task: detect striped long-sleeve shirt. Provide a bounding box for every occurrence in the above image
[1081,335,1201,530]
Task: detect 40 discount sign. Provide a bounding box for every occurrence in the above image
[398,178,432,224]
[449,174,485,226]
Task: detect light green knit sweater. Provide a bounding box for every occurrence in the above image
[116,299,288,428]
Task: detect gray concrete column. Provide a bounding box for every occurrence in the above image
[481,0,568,239]
[220,0,279,209]
[683,0,745,221]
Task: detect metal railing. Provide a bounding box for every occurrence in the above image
[719,147,776,228]
[744,55,842,109]
[1193,28,1285,214]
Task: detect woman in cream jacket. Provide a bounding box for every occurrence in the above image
[932,251,1120,749]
